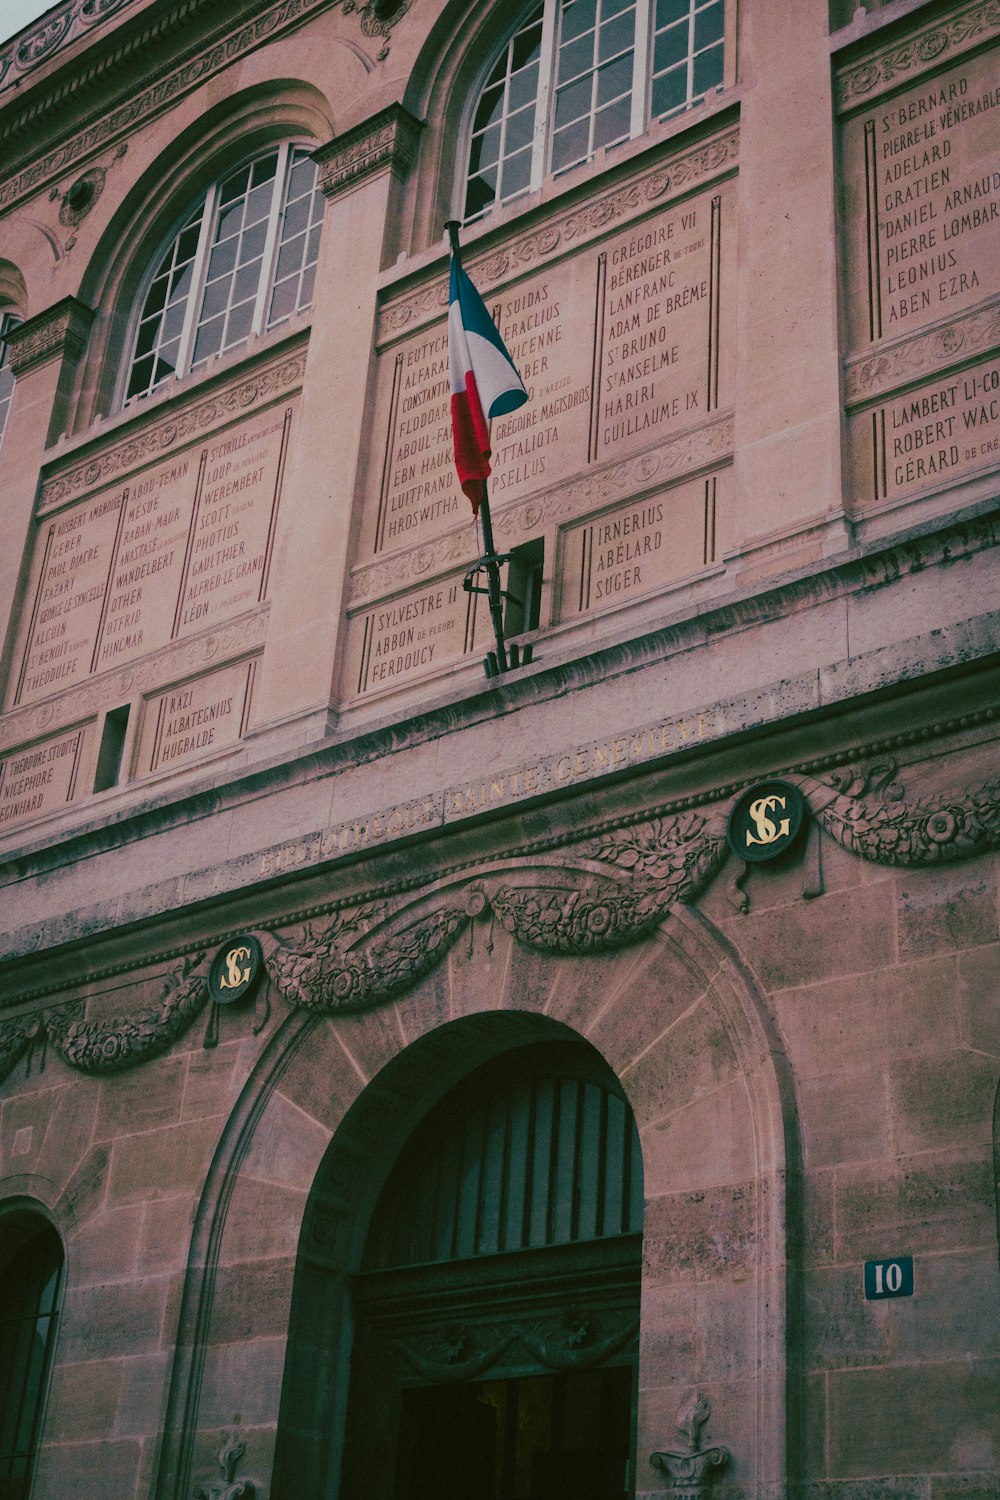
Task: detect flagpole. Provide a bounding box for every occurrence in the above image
[446,220,509,676]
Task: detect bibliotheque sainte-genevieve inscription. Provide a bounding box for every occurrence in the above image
[12,403,293,708]
[365,179,734,559]
[842,45,1000,348]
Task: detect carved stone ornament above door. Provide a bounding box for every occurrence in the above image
[2,762,999,1083]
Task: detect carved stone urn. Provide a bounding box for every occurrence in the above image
[650,1391,730,1500]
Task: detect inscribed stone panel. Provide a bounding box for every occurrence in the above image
[841,48,1000,349]
[134,659,257,775]
[8,401,294,711]
[0,725,89,830]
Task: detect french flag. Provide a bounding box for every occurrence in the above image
[449,255,528,515]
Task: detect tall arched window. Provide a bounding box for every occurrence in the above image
[0,1213,64,1500]
[464,0,725,221]
[0,312,21,449]
[340,1042,643,1500]
[119,142,324,407]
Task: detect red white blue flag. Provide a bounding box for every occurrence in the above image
[449,256,528,515]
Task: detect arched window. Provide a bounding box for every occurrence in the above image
[0,312,21,449]
[464,0,725,221]
[119,142,324,407]
[341,1042,643,1500]
[0,1214,64,1500]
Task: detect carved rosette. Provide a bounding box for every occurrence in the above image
[6,297,93,378]
[43,957,207,1073]
[314,105,422,202]
[266,904,467,1013]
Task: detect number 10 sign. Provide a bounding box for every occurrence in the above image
[864,1256,914,1300]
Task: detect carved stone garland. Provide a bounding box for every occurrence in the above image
[3,768,999,1084]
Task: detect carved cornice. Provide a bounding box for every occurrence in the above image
[314,104,422,202]
[39,345,307,509]
[377,126,740,344]
[0,0,409,214]
[6,296,93,377]
[0,0,136,98]
[350,414,734,601]
[0,611,266,753]
[835,0,1000,110]
[844,298,1000,406]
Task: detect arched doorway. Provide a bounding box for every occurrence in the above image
[277,1029,644,1500]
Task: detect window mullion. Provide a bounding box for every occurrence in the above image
[255,142,288,335]
[178,185,218,379]
[534,0,558,188]
[631,0,653,139]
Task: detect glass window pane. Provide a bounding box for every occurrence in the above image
[693,39,723,94]
[215,199,245,243]
[200,276,231,322]
[218,163,251,206]
[508,59,540,113]
[654,20,689,73]
[223,299,254,349]
[298,261,316,310]
[597,52,632,105]
[651,62,687,116]
[238,220,267,264]
[127,353,155,397]
[557,32,594,84]
[499,146,532,201]
[282,194,311,240]
[599,11,634,61]
[560,0,596,42]
[250,152,278,190]
[192,314,224,364]
[551,116,590,173]
[207,236,238,281]
[473,81,506,135]
[465,172,497,220]
[695,0,723,46]
[511,18,543,70]
[245,179,275,225]
[554,73,593,130]
[268,279,298,326]
[504,103,536,156]
[656,0,690,24]
[594,93,632,147]
[471,121,503,172]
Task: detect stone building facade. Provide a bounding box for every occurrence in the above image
[0,0,998,1497]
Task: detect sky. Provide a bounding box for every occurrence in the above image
[1,0,61,46]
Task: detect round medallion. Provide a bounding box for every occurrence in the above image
[208,935,264,1005]
[726,780,807,864]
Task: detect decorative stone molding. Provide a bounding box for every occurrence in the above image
[0,0,409,213]
[5,297,93,378]
[313,104,422,202]
[42,955,207,1073]
[349,414,734,601]
[377,126,740,343]
[266,899,469,1013]
[835,0,1000,110]
[844,298,1000,406]
[48,143,128,252]
[4,754,1000,1059]
[0,0,134,96]
[39,345,307,509]
[193,1430,255,1500]
[397,1311,639,1382]
[650,1392,730,1498]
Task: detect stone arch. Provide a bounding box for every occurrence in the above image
[394,0,535,253]
[73,78,336,427]
[0,259,28,316]
[155,885,799,1500]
